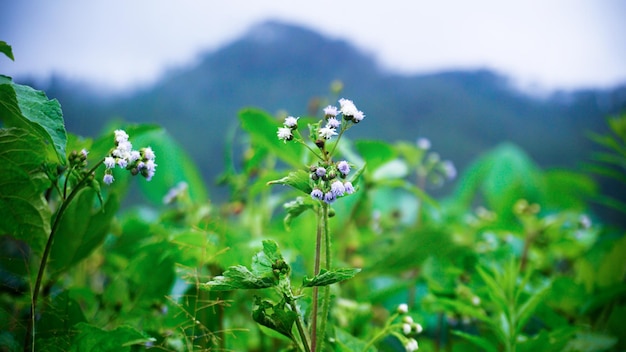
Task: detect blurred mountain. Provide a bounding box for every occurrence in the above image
[21,20,626,198]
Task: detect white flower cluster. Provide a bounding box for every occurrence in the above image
[276,98,365,204]
[103,129,157,185]
[396,303,423,351]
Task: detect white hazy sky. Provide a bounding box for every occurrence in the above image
[1,0,625,92]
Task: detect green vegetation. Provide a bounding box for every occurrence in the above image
[2,38,626,352]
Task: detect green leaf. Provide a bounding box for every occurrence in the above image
[516,327,577,352]
[333,327,376,352]
[564,332,618,352]
[48,189,119,276]
[0,128,51,255]
[267,169,312,195]
[130,127,209,204]
[283,196,316,229]
[543,170,597,211]
[597,235,626,288]
[239,108,303,168]
[0,41,14,61]
[0,76,67,164]
[252,297,297,340]
[375,178,438,208]
[453,143,542,222]
[303,268,361,287]
[355,139,396,171]
[203,265,276,291]
[37,291,87,349]
[71,322,154,352]
[515,281,551,335]
[452,330,498,352]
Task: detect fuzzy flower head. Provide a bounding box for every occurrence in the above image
[339,98,358,117]
[337,160,351,176]
[277,127,293,142]
[330,180,346,197]
[102,129,157,185]
[326,117,341,129]
[352,110,365,123]
[343,181,355,194]
[323,105,338,118]
[284,116,299,129]
[417,138,431,150]
[103,173,114,185]
[318,126,338,140]
[311,188,324,201]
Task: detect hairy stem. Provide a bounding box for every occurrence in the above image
[24,160,103,352]
[285,294,311,352]
[310,205,324,352]
[316,203,331,351]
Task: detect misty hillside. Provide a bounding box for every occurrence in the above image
[23,20,626,197]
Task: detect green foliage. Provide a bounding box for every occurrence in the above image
[0,75,67,163]
[0,128,51,255]
[0,41,14,60]
[2,47,625,351]
[239,108,304,168]
[303,268,361,287]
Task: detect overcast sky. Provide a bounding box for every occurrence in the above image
[1,1,625,92]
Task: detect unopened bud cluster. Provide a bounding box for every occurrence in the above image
[309,160,355,204]
[395,303,423,351]
[102,129,157,185]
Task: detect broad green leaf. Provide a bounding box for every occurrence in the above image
[203,265,276,291]
[434,297,490,324]
[239,108,303,168]
[267,168,312,195]
[597,235,626,287]
[543,170,596,211]
[0,41,14,60]
[37,291,87,349]
[131,127,209,204]
[302,268,361,287]
[375,178,438,208]
[564,332,618,352]
[516,327,577,352]
[0,128,51,255]
[0,76,67,163]
[71,322,154,352]
[355,139,396,171]
[252,297,297,339]
[476,266,509,314]
[283,196,316,229]
[48,189,119,276]
[252,239,289,278]
[547,277,587,315]
[333,327,376,352]
[453,143,542,222]
[452,330,498,352]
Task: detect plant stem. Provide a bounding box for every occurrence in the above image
[310,205,323,352]
[316,203,331,351]
[361,314,399,352]
[285,294,311,352]
[24,160,103,352]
